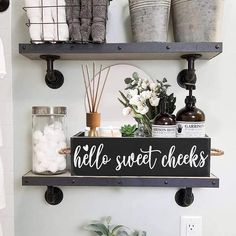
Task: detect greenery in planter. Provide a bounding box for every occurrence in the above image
[119,72,176,136]
[85,217,147,236]
[121,124,137,137]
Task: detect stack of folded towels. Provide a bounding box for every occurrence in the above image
[25,0,69,42]
[25,0,108,43]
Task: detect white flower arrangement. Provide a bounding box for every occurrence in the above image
[119,72,176,136]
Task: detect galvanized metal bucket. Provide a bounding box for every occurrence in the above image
[129,0,171,42]
[172,0,224,42]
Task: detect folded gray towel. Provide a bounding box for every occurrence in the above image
[93,0,107,19]
[80,0,92,42]
[91,0,108,43]
[65,0,81,41]
[91,21,106,43]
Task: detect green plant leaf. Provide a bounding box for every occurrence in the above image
[118,98,127,107]
[85,224,109,235]
[132,72,139,80]
[125,77,132,84]
[119,91,130,104]
[162,77,167,83]
[111,225,126,234]
[125,84,136,90]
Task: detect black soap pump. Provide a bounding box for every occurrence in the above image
[152,97,176,138]
[176,87,205,137]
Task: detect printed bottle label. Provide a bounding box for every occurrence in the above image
[176,121,205,137]
[152,125,176,138]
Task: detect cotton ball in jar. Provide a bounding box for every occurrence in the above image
[34,163,47,173]
[44,125,56,139]
[48,162,59,173]
[34,142,48,153]
[54,121,63,130]
[54,129,66,142]
[33,130,43,144]
[35,151,47,162]
[57,141,67,150]
[58,160,66,171]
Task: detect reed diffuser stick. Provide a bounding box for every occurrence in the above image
[82,63,111,114]
[95,66,111,112]
[85,65,94,110]
[94,64,103,111]
[82,65,92,112]
[92,62,96,112]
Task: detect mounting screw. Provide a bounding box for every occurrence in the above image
[166,45,170,50]
[117,46,122,50]
[212,181,216,185]
[164,180,168,185]
[72,179,76,184]
[215,44,220,49]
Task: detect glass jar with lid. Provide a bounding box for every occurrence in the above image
[32,106,67,175]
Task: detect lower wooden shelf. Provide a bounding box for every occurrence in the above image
[22,171,219,188]
[22,171,219,207]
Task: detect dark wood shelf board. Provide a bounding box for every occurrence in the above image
[22,171,219,188]
[19,42,222,60]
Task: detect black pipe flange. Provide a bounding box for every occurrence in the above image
[175,188,194,207]
[45,186,63,205]
[0,0,9,12]
[177,54,202,90]
[40,55,64,89]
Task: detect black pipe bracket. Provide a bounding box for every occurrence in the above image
[0,0,9,12]
[40,55,64,89]
[177,54,202,91]
[175,188,194,207]
[45,186,63,205]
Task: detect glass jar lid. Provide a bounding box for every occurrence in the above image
[32,106,67,115]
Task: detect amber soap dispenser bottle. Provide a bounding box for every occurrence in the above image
[176,90,205,137]
[152,98,176,138]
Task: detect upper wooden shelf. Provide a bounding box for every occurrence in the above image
[19,42,222,60]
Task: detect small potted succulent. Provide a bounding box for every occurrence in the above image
[121,124,137,137]
[85,217,147,236]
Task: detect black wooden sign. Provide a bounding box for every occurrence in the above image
[70,133,211,177]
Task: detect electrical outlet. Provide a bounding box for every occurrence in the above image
[180,216,202,236]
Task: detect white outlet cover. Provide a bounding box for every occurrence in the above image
[180,216,202,236]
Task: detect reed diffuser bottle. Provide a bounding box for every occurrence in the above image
[82,63,110,137]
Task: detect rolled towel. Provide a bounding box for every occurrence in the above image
[29,17,42,43]
[93,0,107,19]
[24,0,42,42]
[65,0,81,41]
[42,0,54,41]
[91,20,106,43]
[91,0,107,43]
[25,0,41,18]
[0,38,6,79]
[80,0,92,42]
[51,0,69,41]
